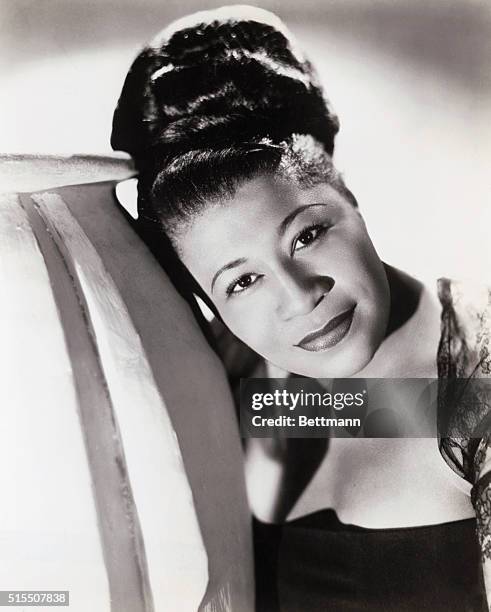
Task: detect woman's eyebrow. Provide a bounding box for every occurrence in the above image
[211,257,247,293]
[278,202,328,237]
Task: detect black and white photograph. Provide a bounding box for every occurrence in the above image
[1,1,490,610]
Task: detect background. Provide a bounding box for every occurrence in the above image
[2,0,490,283]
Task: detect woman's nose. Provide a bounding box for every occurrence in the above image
[275,265,334,321]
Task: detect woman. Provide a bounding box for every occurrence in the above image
[111,6,491,610]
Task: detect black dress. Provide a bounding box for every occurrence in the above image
[253,510,486,611]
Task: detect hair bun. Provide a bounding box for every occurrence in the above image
[111,5,339,165]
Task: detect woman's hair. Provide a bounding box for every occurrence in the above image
[111,6,355,243]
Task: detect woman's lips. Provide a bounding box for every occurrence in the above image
[295,307,355,352]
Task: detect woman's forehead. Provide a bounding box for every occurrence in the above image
[175,175,345,276]
[212,175,343,221]
[179,175,343,246]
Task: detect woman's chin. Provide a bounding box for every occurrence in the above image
[293,352,373,379]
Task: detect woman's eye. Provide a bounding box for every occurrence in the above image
[292,225,327,254]
[226,273,260,296]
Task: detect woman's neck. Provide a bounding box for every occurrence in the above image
[352,265,441,378]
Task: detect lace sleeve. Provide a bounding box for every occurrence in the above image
[437,277,491,607]
[472,433,491,611]
[472,434,491,562]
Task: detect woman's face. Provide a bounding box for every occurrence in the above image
[176,174,390,377]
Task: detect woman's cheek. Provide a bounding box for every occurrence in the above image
[222,298,276,357]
